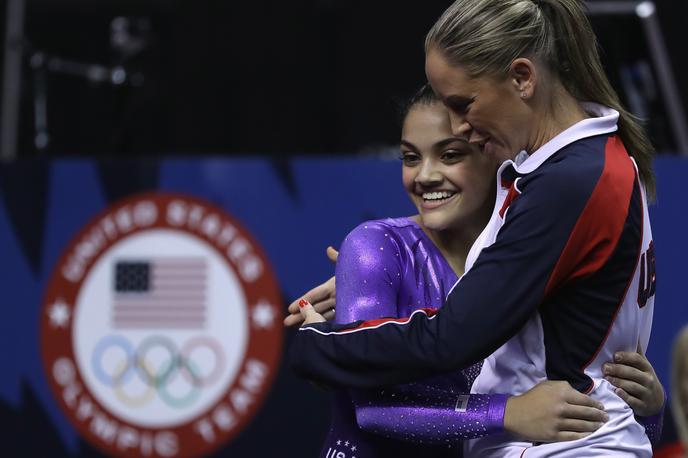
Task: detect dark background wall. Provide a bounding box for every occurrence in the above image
[3,0,687,156]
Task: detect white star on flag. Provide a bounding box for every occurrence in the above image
[48,299,70,328]
[345,441,349,447]
[336,440,341,446]
[251,300,276,329]
[351,446,357,451]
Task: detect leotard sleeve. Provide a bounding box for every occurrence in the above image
[333,221,401,323]
[334,221,507,443]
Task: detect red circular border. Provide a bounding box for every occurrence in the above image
[39,192,283,457]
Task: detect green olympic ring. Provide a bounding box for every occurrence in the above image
[91,334,225,410]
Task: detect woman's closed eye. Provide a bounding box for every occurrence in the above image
[446,96,475,115]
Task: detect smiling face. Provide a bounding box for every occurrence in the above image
[401,101,497,232]
[425,49,533,163]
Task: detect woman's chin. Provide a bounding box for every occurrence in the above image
[419,214,450,232]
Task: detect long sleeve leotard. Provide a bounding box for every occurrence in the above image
[318,218,506,458]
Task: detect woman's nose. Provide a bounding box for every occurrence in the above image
[415,159,442,186]
[449,113,471,140]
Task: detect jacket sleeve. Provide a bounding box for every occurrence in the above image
[290,169,613,388]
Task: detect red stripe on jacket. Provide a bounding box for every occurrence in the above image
[351,308,439,331]
[544,136,636,296]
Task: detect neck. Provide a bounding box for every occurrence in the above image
[413,210,491,277]
[528,83,588,154]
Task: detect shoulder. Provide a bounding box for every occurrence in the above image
[504,135,638,241]
[337,218,418,274]
[518,135,632,206]
[341,217,417,250]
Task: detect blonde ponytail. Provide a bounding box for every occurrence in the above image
[426,0,656,198]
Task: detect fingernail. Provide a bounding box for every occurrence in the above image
[602,413,609,422]
[603,364,610,374]
[298,299,309,309]
[614,353,622,362]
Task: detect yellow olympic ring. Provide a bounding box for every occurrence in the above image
[112,358,156,408]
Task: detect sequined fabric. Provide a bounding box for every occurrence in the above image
[318,218,507,458]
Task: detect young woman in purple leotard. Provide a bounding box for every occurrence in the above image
[286,86,665,457]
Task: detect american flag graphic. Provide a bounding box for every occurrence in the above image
[112,258,207,329]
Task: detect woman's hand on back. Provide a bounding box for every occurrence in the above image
[504,380,608,442]
[603,349,665,417]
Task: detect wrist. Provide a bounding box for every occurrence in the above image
[503,394,521,435]
[487,394,510,435]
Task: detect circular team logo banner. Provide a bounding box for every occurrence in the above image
[40,193,283,457]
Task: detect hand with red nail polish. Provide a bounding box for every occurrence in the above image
[297,298,326,325]
[284,246,339,327]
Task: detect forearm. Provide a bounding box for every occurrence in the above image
[353,386,507,444]
[291,279,530,389]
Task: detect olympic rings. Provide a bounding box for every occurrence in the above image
[92,335,136,387]
[180,336,226,387]
[135,335,178,387]
[158,359,201,408]
[113,358,156,407]
[90,334,226,409]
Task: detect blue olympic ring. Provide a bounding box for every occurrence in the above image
[91,335,136,387]
[90,334,225,409]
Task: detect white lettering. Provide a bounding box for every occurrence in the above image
[201,214,221,239]
[90,413,118,443]
[230,388,252,414]
[154,431,178,457]
[115,207,134,233]
[194,418,216,443]
[133,201,158,226]
[217,225,237,246]
[166,201,187,226]
[188,205,205,229]
[53,358,76,386]
[116,427,139,451]
[75,228,105,261]
[163,199,266,283]
[213,404,237,431]
[61,261,83,283]
[100,216,118,240]
[227,238,249,263]
[240,359,267,392]
[60,202,161,283]
[62,382,81,409]
[76,396,95,421]
[194,404,238,444]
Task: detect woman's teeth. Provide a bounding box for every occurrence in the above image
[422,191,455,201]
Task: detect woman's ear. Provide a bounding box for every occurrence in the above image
[509,57,537,99]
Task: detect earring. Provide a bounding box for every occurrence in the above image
[521,92,527,99]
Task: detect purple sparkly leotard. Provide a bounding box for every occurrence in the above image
[317,218,664,458]
[319,218,507,458]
